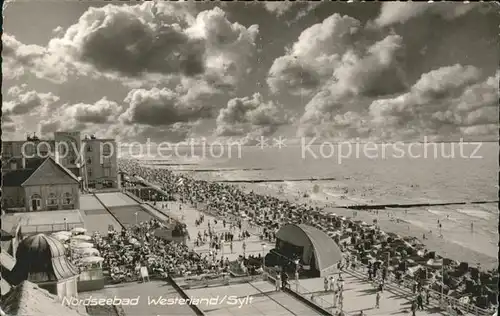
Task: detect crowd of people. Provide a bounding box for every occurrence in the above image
[93,218,229,281]
[118,159,498,312]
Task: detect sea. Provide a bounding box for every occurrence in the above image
[122,141,497,204]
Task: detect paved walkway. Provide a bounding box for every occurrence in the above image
[160,201,274,261]
[80,194,122,234]
[79,281,195,316]
[185,280,322,316]
[292,272,448,316]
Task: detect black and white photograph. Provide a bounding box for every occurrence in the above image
[1,1,498,316]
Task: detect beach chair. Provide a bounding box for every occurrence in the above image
[140,266,150,282]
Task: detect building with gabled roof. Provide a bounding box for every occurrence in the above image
[2,156,80,212]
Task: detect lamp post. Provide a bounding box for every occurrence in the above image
[294,259,300,292]
[262,244,267,278]
[64,217,67,231]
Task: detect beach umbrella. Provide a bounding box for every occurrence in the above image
[71,227,87,234]
[426,259,443,268]
[73,242,93,248]
[72,235,92,241]
[80,256,104,264]
[80,248,100,255]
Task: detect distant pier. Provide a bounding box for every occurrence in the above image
[340,200,499,210]
[216,177,336,183]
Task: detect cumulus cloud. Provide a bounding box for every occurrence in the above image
[52,26,65,36]
[268,14,363,96]
[372,2,478,28]
[215,93,289,138]
[104,122,196,143]
[3,86,60,115]
[303,111,372,141]
[39,120,62,136]
[2,34,71,83]
[62,98,122,124]
[2,115,16,133]
[263,2,295,17]
[368,64,498,140]
[268,14,409,137]
[263,1,322,22]
[37,97,122,139]
[119,87,213,127]
[48,3,258,88]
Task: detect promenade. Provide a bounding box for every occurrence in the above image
[162,200,460,316]
[87,187,481,316]
[291,273,446,316]
[185,280,323,316]
[80,194,122,234]
[160,201,274,262]
[78,281,195,316]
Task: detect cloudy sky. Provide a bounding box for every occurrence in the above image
[2,1,498,143]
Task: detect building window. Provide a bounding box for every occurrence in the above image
[87,144,92,152]
[102,144,112,155]
[63,192,73,205]
[87,157,92,164]
[59,145,67,156]
[88,168,92,177]
[104,167,110,177]
[30,194,42,211]
[47,193,58,210]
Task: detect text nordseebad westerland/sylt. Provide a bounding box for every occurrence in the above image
[62,295,253,308]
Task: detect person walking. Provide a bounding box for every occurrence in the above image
[329,275,334,291]
[411,300,417,316]
[375,291,380,308]
[417,293,424,310]
[281,271,289,290]
[276,273,281,291]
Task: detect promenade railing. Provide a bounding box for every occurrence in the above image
[344,266,492,316]
[263,267,334,315]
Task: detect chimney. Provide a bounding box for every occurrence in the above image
[55,145,60,164]
[117,172,122,189]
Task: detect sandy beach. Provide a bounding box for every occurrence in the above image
[241,182,498,270]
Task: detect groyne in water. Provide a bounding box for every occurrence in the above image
[216,177,337,183]
[142,162,198,166]
[341,200,499,210]
[174,168,273,172]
